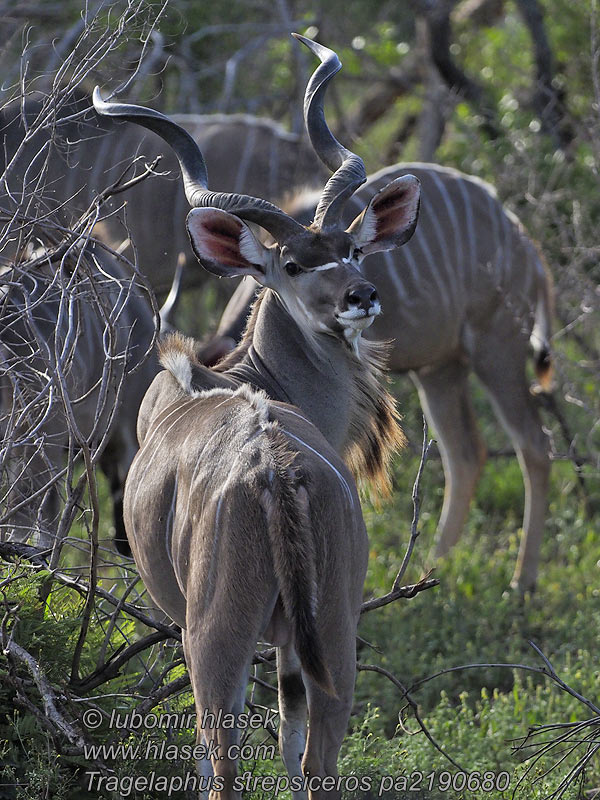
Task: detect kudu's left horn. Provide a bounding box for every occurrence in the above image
[93,88,304,243]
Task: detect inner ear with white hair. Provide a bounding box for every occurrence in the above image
[346,175,421,256]
[186,207,270,281]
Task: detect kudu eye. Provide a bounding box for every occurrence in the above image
[284,261,303,277]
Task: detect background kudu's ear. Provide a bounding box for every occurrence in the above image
[346,175,421,255]
[186,208,269,280]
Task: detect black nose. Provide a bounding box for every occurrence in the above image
[345,282,379,312]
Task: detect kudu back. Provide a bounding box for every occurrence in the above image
[96,34,421,798]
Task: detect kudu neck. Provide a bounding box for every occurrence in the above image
[247,290,356,453]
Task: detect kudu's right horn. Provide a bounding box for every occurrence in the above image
[292,33,367,231]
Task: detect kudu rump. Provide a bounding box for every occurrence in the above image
[95,35,420,797]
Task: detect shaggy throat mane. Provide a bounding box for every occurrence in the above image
[342,338,405,502]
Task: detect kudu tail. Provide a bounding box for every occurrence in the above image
[534,343,553,392]
[530,251,554,393]
[263,427,337,698]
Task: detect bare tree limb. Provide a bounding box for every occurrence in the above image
[513,0,574,150]
[347,58,421,144]
[419,0,500,138]
[0,542,180,639]
[357,662,465,770]
[361,418,439,614]
[3,638,85,750]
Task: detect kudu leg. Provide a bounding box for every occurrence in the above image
[184,623,253,800]
[182,631,215,798]
[3,447,60,550]
[412,361,487,558]
[277,644,308,799]
[473,346,550,593]
[301,619,357,799]
[99,430,139,557]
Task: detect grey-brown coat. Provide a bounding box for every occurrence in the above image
[126,338,368,796]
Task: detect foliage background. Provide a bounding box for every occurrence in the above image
[0,0,598,797]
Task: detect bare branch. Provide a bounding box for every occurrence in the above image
[394,418,434,590]
[357,662,465,771]
[0,542,180,639]
[421,0,500,138]
[3,638,85,750]
[513,0,574,150]
[361,418,439,614]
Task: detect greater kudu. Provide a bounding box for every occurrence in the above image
[95,34,421,797]
[0,240,156,553]
[204,156,553,594]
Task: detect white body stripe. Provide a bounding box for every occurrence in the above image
[164,473,178,569]
[411,225,448,302]
[281,428,354,509]
[132,401,199,514]
[457,179,476,280]
[486,187,502,283]
[430,169,464,269]
[382,251,409,301]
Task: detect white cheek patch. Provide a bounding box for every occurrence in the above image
[296,296,329,331]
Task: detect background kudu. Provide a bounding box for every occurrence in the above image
[0,92,325,293]
[0,239,156,553]
[96,32,421,796]
[202,159,553,594]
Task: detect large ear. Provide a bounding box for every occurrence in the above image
[186,207,269,280]
[346,175,421,256]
